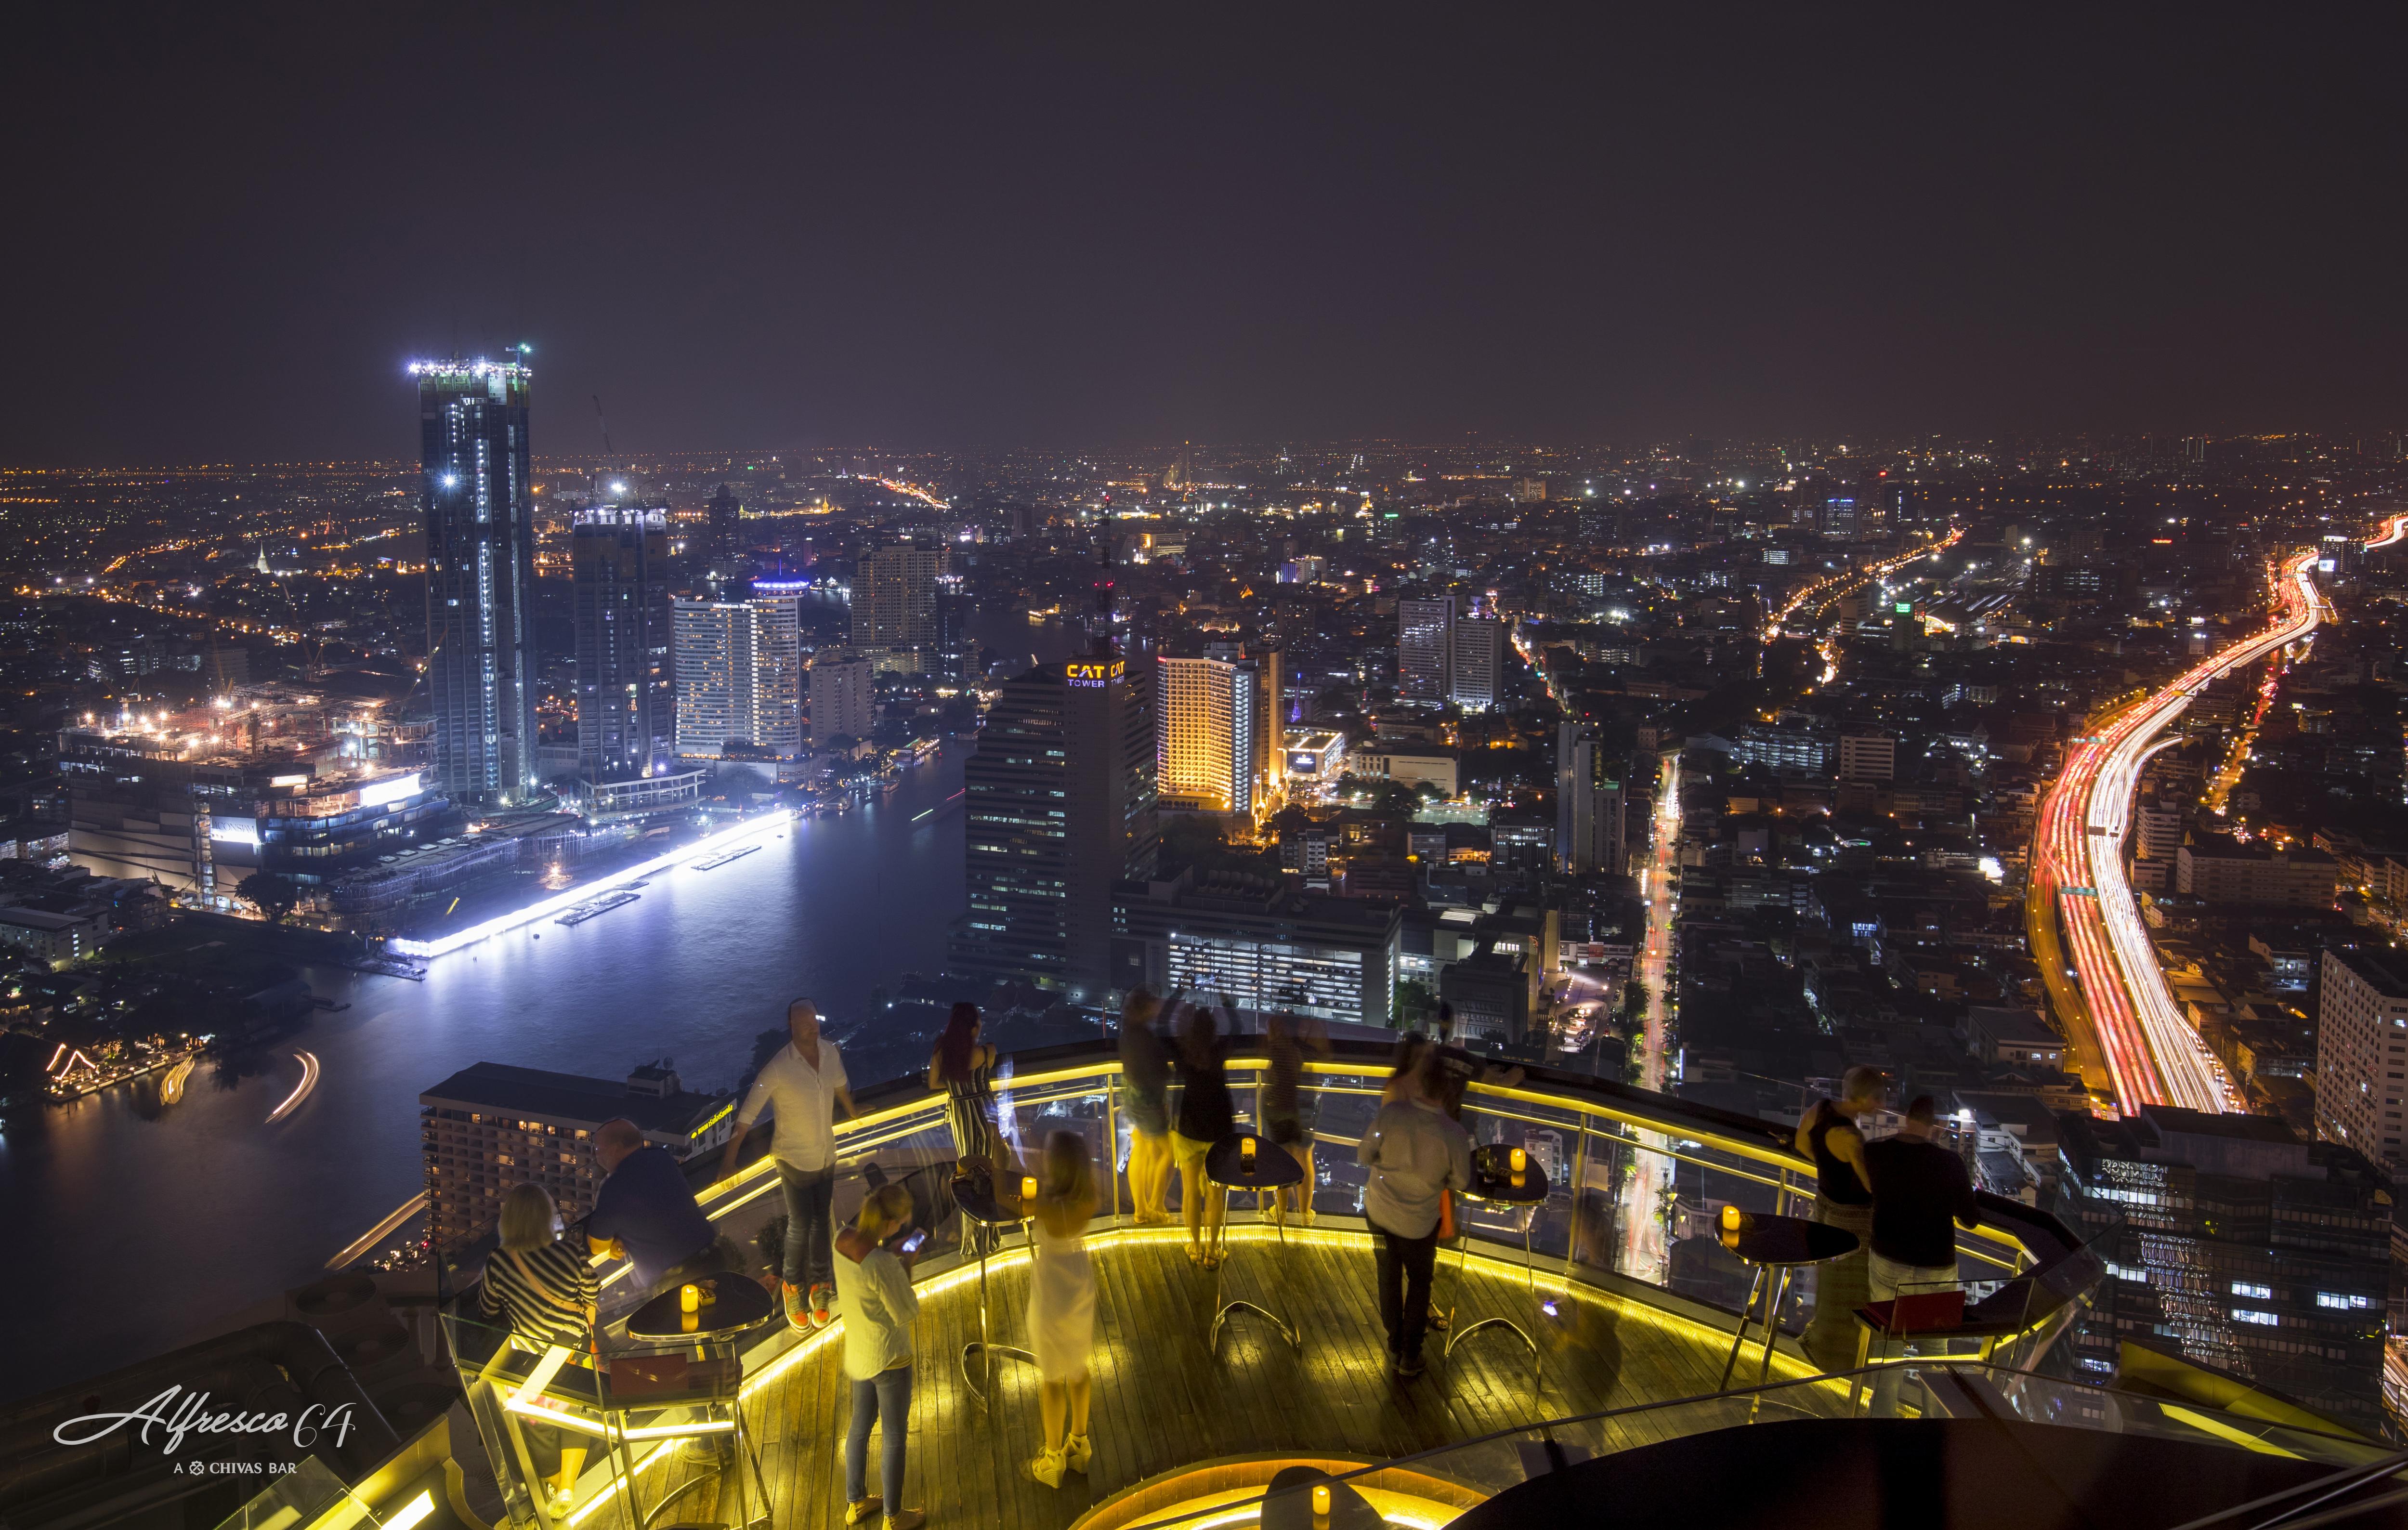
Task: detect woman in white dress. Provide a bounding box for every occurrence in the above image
[1026,1129,1099,1488]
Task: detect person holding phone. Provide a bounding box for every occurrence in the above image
[1026,1130,1099,1488]
[833,1184,926,1529]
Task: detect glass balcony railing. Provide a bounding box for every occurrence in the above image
[1088,1360,2408,1530]
[397,1036,2106,1530]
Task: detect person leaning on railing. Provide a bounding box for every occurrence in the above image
[833,1183,926,1530]
[480,1183,600,1516]
[1171,997,1236,1268]
[1116,987,1173,1226]
[1261,1011,1329,1227]
[1794,1065,1882,1373]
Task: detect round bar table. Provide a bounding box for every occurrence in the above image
[954,1176,1037,1407]
[1204,1130,1305,1350]
[1714,1213,1860,1399]
[1444,1146,1551,1362]
[615,1273,777,1530]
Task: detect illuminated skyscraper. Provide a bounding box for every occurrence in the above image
[952,655,1157,999]
[673,595,802,757]
[415,354,538,803]
[1398,596,1455,702]
[572,505,675,786]
[1155,655,1261,815]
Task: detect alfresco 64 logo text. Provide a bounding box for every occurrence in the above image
[53,1387,358,1457]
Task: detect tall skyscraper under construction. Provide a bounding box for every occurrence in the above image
[415,354,539,803]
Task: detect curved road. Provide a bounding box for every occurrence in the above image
[2028,532,2381,1113]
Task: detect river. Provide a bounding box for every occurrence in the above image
[0,746,967,1404]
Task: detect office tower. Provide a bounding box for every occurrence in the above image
[705,483,746,593]
[951,656,1157,999]
[851,545,940,664]
[413,355,538,803]
[808,649,876,745]
[2056,1106,2390,1433]
[572,505,674,786]
[420,1060,731,1254]
[1450,617,1505,711]
[1156,655,1261,815]
[1556,721,1626,875]
[935,588,973,677]
[2315,947,2408,1172]
[1398,596,1455,703]
[672,595,802,757]
[1821,496,1858,538]
[1837,731,1896,782]
[1110,868,1401,1027]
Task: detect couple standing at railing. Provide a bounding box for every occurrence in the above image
[1794,1065,1983,1398]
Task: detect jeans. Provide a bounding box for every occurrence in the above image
[1370,1216,1440,1362]
[777,1161,836,1290]
[844,1365,912,1507]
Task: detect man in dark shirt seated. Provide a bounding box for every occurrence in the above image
[586,1118,727,1298]
[1860,1094,1981,1301]
[1859,1095,1982,1414]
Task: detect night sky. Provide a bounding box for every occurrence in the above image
[5,9,2405,463]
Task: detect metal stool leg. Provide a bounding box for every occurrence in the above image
[959,1228,1034,1406]
[1719,1267,1767,1389]
[1209,1210,1299,1349]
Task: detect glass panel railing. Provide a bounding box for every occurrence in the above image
[1095,1360,2399,1530]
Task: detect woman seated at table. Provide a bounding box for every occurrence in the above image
[479,1182,600,1514]
[835,1183,927,1530]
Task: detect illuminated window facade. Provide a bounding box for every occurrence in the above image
[417,358,538,805]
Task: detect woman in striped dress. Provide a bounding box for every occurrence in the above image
[480,1182,600,1512]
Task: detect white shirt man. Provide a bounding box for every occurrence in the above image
[724,1000,856,1329]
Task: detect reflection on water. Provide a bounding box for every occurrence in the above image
[0,747,967,1403]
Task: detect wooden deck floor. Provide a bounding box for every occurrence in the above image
[619,1224,1798,1530]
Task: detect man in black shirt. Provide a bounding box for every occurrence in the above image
[1860,1095,1981,1298]
[1858,1096,1981,1414]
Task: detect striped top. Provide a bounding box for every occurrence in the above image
[479,1238,599,1347]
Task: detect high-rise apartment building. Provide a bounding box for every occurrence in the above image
[1450,617,1505,711]
[2315,946,2408,1171]
[1156,655,1263,815]
[572,506,674,786]
[414,356,538,803]
[808,649,877,746]
[950,656,1157,999]
[1556,721,1626,875]
[1398,597,1455,703]
[419,1059,733,1254]
[2055,1105,2390,1433]
[673,595,802,757]
[852,545,940,666]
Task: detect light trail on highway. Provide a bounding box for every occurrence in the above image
[1618,749,1683,1284]
[2030,544,2342,1114]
